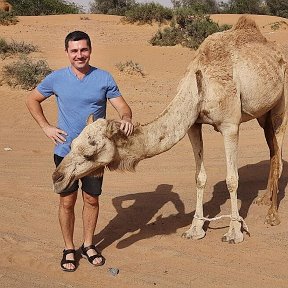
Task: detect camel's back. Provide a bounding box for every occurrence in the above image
[195,16,268,65]
[189,16,286,122]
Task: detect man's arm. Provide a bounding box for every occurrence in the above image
[26,89,67,144]
[109,96,134,136]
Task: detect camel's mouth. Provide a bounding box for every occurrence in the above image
[53,174,76,194]
[52,165,77,194]
[52,171,64,183]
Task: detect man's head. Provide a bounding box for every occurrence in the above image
[65,31,91,51]
[65,31,92,73]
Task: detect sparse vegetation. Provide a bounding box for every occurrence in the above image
[80,16,90,20]
[115,60,145,77]
[0,38,37,58]
[2,57,52,90]
[0,11,18,26]
[265,20,288,30]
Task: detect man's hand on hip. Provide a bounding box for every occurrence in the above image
[42,125,67,145]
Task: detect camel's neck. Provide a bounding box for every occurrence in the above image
[143,84,199,157]
[118,70,200,163]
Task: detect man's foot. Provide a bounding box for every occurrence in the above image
[81,244,105,266]
[61,249,76,272]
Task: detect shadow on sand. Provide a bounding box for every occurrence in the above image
[94,160,287,251]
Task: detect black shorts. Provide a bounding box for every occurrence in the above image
[54,154,103,196]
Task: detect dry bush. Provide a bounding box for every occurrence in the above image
[2,56,52,90]
[0,11,18,26]
[0,38,37,58]
[115,60,145,77]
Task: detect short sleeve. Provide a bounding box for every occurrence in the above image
[106,74,121,99]
[36,71,55,98]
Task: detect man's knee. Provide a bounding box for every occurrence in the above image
[59,192,77,211]
[83,192,99,208]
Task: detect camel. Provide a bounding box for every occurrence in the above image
[0,0,12,12]
[53,16,288,244]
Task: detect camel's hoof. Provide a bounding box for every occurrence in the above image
[254,194,271,206]
[221,236,236,244]
[182,229,205,240]
[221,232,243,244]
[265,213,280,226]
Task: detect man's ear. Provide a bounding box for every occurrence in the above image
[86,114,95,125]
[106,120,121,138]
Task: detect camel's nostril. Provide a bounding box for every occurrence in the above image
[52,172,64,183]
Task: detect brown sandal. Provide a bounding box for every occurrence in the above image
[81,244,105,266]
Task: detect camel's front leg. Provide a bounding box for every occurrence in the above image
[221,124,244,244]
[182,124,206,240]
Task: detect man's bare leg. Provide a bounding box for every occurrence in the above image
[82,191,103,265]
[59,191,77,270]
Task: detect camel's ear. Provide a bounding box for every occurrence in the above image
[86,114,95,125]
[106,120,120,139]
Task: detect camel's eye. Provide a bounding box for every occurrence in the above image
[88,135,96,146]
[84,154,95,161]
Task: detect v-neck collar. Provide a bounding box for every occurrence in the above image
[68,66,93,81]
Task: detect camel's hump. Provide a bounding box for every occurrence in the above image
[231,15,267,44]
[232,15,259,31]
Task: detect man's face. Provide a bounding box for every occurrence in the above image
[66,39,91,71]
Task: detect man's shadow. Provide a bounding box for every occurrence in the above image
[94,184,191,250]
[94,160,288,251]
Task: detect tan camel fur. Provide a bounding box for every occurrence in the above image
[0,0,12,12]
[53,16,288,244]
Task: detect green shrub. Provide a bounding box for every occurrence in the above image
[183,15,231,49]
[266,0,288,18]
[2,57,52,90]
[0,11,18,25]
[90,0,136,15]
[9,0,82,16]
[150,26,183,46]
[124,2,173,24]
[219,0,267,14]
[0,38,37,58]
[150,14,231,49]
[172,0,219,14]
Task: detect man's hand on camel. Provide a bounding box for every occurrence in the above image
[120,119,134,136]
[42,125,67,145]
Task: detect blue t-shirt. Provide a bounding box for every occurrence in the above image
[37,66,121,157]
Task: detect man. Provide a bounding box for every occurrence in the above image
[26,31,134,272]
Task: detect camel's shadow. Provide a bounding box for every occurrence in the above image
[94,160,288,251]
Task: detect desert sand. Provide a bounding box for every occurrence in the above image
[0,13,288,288]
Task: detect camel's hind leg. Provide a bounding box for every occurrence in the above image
[256,96,288,225]
[182,123,207,240]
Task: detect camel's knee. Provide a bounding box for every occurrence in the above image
[226,175,238,193]
[195,170,207,189]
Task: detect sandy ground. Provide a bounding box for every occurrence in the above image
[1,13,288,288]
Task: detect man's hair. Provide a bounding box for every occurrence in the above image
[65,31,91,51]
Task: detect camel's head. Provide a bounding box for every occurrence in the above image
[53,118,120,194]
